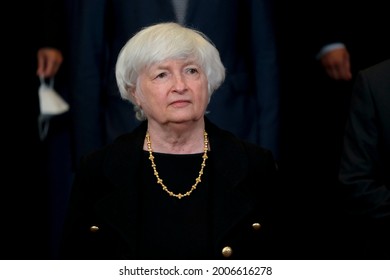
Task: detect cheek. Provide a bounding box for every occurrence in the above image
[198,84,210,104]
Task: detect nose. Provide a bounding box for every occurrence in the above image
[172,74,187,93]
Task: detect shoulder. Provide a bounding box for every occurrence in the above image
[206,118,276,169]
[206,117,272,151]
[360,59,390,81]
[77,122,147,172]
[355,59,390,103]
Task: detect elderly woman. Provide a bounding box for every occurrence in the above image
[61,22,280,260]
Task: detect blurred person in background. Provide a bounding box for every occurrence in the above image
[339,59,390,259]
[274,0,389,259]
[1,0,66,259]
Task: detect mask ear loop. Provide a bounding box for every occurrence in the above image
[39,76,55,88]
[38,115,50,141]
[37,76,54,141]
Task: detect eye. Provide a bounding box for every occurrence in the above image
[155,72,167,79]
[186,67,199,75]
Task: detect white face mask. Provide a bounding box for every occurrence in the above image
[38,76,69,140]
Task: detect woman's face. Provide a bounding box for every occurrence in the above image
[133,58,209,125]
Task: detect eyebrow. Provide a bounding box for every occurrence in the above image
[155,59,198,68]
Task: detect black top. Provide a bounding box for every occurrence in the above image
[136,151,213,259]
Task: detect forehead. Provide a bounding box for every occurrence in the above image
[148,57,199,69]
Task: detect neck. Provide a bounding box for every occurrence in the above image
[144,122,207,154]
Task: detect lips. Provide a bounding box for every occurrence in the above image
[170,100,191,107]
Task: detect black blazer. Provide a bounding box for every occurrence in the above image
[61,118,281,259]
[339,59,390,218]
[339,59,390,259]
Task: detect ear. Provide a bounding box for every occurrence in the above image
[131,88,141,107]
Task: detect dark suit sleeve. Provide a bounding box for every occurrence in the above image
[68,0,108,163]
[250,0,280,160]
[339,68,390,219]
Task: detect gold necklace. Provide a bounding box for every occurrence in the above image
[145,130,209,199]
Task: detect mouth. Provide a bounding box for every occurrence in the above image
[170,100,191,108]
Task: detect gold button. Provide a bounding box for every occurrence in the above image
[90,225,99,232]
[222,246,233,258]
[252,222,261,230]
